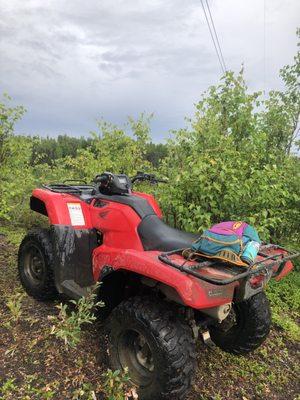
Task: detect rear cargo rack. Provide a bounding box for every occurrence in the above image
[158,244,300,286]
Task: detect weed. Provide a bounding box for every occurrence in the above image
[72,382,96,400]
[266,272,300,341]
[50,284,103,348]
[102,368,137,400]
[5,291,25,323]
[0,378,18,398]
[0,376,56,400]
[213,394,223,400]
[0,225,26,246]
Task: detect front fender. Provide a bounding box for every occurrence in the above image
[31,189,93,227]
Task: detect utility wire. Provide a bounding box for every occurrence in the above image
[263,0,266,97]
[205,0,227,72]
[200,0,226,74]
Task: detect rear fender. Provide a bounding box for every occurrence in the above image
[93,246,238,309]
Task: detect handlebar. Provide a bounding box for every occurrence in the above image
[131,172,168,185]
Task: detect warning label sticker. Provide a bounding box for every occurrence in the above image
[67,203,85,226]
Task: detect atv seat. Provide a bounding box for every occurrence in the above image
[138,214,199,252]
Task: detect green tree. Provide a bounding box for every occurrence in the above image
[0,94,25,165]
[63,115,152,180]
[158,64,299,242]
[261,28,300,155]
[0,95,32,221]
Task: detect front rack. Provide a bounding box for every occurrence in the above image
[158,244,299,286]
[42,183,95,195]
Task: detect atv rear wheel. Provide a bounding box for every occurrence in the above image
[108,296,196,400]
[18,228,58,301]
[209,292,271,355]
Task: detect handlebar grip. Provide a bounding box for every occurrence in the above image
[156,179,168,183]
[130,173,168,184]
[94,174,109,184]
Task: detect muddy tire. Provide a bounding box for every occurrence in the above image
[209,292,271,355]
[107,296,196,400]
[18,228,58,300]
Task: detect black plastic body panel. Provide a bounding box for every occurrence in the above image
[30,196,48,216]
[51,226,98,292]
[93,193,156,219]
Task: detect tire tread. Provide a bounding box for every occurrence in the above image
[18,228,57,300]
[108,296,196,400]
[210,292,271,355]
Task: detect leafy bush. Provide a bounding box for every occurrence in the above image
[266,272,300,340]
[102,368,137,400]
[5,291,25,323]
[0,377,56,400]
[158,64,299,242]
[50,285,103,348]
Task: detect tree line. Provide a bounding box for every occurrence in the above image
[28,135,167,167]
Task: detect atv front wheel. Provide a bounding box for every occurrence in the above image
[18,228,58,301]
[108,296,196,400]
[209,292,271,355]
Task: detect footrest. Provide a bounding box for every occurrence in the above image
[60,280,93,300]
[202,330,215,348]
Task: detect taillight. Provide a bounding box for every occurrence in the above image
[249,274,266,289]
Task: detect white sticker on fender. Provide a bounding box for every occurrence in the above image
[67,203,85,226]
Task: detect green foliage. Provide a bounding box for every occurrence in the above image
[266,272,300,341]
[0,225,27,246]
[0,93,26,163]
[145,142,168,167]
[71,382,96,400]
[0,95,32,221]
[157,61,300,241]
[0,378,18,398]
[155,31,299,240]
[0,376,56,400]
[5,291,25,323]
[63,114,152,181]
[50,285,103,348]
[261,28,300,155]
[102,368,136,400]
[30,134,93,165]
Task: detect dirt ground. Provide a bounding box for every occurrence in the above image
[0,234,299,400]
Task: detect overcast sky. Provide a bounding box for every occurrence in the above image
[0,0,299,141]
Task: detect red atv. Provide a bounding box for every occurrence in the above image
[18,172,298,400]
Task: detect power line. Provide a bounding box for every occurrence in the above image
[200,0,226,74]
[263,0,266,97]
[205,0,227,72]
[200,0,224,74]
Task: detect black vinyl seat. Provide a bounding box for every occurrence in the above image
[138,214,199,252]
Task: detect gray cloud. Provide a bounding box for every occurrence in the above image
[0,0,299,141]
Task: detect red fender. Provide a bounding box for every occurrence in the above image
[93,246,238,309]
[31,189,93,228]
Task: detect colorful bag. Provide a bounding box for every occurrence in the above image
[190,221,261,267]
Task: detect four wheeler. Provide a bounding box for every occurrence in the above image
[18,171,299,400]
